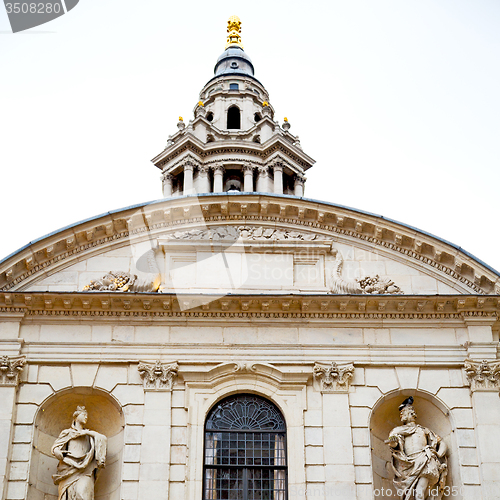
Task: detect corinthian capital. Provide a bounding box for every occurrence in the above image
[212,163,225,175]
[161,172,173,182]
[242,162,254,174]
[0,355,26,386]
[313,361,354,393]
[464,358,500,392]
[138,360,178,391]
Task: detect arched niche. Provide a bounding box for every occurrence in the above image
[370,390,460,500]
[28,387,124,500]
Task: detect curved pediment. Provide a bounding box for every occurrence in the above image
[0,194,498,295]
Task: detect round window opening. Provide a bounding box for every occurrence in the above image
[230,61,238,68]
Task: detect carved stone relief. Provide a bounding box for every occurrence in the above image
[138,360,178,391]
[464,358,500,392]
[0,355,26,386]
[82,249,161,292]
[313,361,354,393]
[330,248,403,295]
[161,225,330,242]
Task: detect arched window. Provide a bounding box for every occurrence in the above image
[204,394,287,500]
[227,106,241,129]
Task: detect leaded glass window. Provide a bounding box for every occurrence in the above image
[204,394,287,500]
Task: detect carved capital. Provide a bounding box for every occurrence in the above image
[257,166,269,176]
[138,360,178,391]
[272,161,283,173]
[313,361,354,393]
[212,163,225,175]
[294,173,305,186]
[242,162,254,174]
[161,172,173,183]
[0,355,26,386]
[464,358,500,392]
[198,165,210,175]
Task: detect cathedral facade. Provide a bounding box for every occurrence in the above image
[0,17,499,500]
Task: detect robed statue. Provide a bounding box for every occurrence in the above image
[51,406,107,500]
[386,397,448,500]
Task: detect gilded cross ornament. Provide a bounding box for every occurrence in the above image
[0,355,26,386]
[464,358,500,392]
[138,360,178,391]
[226,15,243,49]
[313,361,354,393]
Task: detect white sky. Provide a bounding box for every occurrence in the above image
[1,0,499,273]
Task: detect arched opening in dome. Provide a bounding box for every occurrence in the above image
[207,112,214,122]
[227,106,241,129]
[254,113,261,122]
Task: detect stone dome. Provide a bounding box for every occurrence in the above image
[214,46,255,77]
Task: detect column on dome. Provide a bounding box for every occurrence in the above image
[196,165,210,194]
[213,164,224,193]
[243,163,254,192]
[161,172,173,197]
[256,166,270,193]
[294,174,305,197]
[183,161,195,195]
[273,162,283,195]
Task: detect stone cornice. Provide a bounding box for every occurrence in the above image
[152,134,315,171]
[0,194,498,294]
[0,293,498,324]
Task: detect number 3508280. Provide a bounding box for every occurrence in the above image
[5,2,62,14]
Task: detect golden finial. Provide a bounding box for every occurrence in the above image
[284,117,288,122]
[198,101,204,107]
[262,101,269,107]
[179,116,183,121]
[225,15,243,49]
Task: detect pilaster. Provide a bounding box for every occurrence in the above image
[137,361,178,500]
[313,362,356,500]
[465,358,500,499]
[0,354,26,500]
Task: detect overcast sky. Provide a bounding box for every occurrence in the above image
[1,0,499,273]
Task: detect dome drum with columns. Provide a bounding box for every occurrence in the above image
[153,16,312,198]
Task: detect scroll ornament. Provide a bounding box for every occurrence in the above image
[464,358,500,392]
[313,361,354,393]
[0,355,26,386]
[138,360,178,391]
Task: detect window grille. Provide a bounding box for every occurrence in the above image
[204,394,287,500]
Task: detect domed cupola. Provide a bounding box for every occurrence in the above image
[214,46,255,78]
[214,18,255,78]
[151,16,315,198]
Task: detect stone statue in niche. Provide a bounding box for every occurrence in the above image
[51,406,107,500]
[386,397,448,500]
